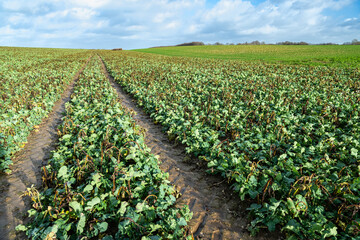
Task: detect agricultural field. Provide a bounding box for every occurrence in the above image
[0,47,90,173]
[1,45,359,240]
[134,45,360,67]
[0,48,192,240]
[100,49,360,239]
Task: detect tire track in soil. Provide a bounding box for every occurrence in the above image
[98,55,282,240]
[0,56,92,240]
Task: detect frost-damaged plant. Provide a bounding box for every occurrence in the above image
[17,56,192,239]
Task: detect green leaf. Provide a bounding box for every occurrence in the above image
[283,219,301,233]
[118,201,128,215]
[69,201,83,215]
[247,204,262,211]
[150,223,162,232]
[324,226,337,238]
[58,166,69,180]
[15,224,28,232]
[249,190,259,199]
[83,184,93,193]
[136,202,145,213]
[266,220,277,232]
[351,148,358,157]
[96,222,108,233]
[249,175,257,185]
[85,197,101,211]
[27,209,37,217]
[77,213,86,234]
[43,225,59,237]
[178,217,187,226]
[92,173,102,187]
[310,223,323,232]
[61,134,72,141]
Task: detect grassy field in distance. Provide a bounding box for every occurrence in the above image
[133,45,360,67]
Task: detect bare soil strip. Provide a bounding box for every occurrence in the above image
[0,57,91,240]
[98,56,281,240]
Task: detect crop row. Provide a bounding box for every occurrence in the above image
[0,47,88,72]
[100,51,360,239]
[18,56,191,239]
[0,48,91,173]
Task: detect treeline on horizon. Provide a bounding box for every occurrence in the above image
[175,39,360,46]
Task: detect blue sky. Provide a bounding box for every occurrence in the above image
[0,0,359,49]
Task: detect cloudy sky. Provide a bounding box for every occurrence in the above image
[0,0,359,49]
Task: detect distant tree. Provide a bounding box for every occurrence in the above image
[176,42,204,46]
[318,42,337,45]
[250,40,260,45]
[352,39,360,45]
[299,41,309,45]
[343,39,360,45]
[277,41,309,45]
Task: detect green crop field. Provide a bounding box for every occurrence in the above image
[1,46,359,240]
[134,45,360,67]
[1,48,192,239]
[101,50,360,239]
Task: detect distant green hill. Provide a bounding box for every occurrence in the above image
[133,45,360,67]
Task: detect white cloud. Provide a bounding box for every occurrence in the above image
[70,8,97,20]
[153,12,174,23]
[8,13,27,25]
[126,25,146,31]
[36,7,97,21]
[345,17,358,22]
[63,0,110,9]
[206,0,253,18]
[2,0,55,14]
[119,34,141,40]
[240,25,279,35]
[0,0,358,49]
[164,21,179,30]
[0,25,31,36]
[2,1,22,11]
[191,0,358,43]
